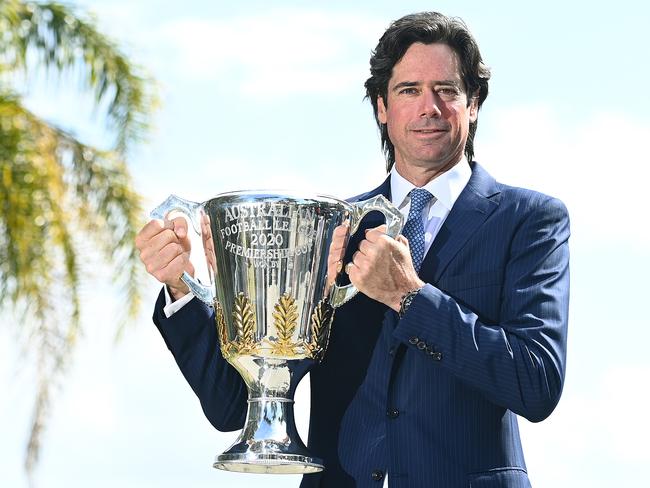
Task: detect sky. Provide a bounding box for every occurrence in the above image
[1,0,649,486]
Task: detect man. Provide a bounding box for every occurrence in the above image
[136,12,569,488]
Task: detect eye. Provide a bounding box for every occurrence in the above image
[398,87,419,95]
[436,86,461,101]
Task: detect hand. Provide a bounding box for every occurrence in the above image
[326,220,350,292]
[135,217,194,300]
[346,224,424,311]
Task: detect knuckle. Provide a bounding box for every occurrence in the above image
[162,229,176,242]
[152,271,166,282]
[160,238,175,253]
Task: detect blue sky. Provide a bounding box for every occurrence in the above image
[1,1,649,487]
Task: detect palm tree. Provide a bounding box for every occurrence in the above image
[0,0,156,478]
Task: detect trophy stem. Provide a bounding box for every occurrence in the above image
[214,394,323,474]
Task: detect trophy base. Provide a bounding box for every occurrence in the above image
[214,453,324,474]
[213,396,324,474]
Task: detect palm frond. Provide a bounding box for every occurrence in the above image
[0,1,156,477]
[0,0,157,153]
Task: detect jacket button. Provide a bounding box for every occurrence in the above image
[408,336,419,345]
[431,351,442,361]
[417,341,427,350]
[371,470,384,481]
[386,408,400,418]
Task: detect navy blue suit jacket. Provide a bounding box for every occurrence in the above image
[152,162,570,488]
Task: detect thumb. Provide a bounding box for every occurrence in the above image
[172,216,188,239]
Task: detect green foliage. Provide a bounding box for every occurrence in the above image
[0,0,156,477]
[0,0,155,152]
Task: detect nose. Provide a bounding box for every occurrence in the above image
[420,90,442,118]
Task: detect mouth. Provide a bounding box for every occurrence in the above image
[411,128,447,135]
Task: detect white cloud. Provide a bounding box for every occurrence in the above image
[149,9,384,95]
[479,106,650,247]
[169,153,384,201]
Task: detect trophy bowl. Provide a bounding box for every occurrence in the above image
[151,190,403,474]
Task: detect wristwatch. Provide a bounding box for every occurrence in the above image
[398,288,422,318]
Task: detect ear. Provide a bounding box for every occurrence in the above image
[468,91,479,123]
[377,96,388,124]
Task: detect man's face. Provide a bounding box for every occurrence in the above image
[378,42,478,177]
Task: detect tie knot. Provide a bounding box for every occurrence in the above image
[409,188,433,212]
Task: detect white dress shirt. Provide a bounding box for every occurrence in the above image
[389,157,471,256]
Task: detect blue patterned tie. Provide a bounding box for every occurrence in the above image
[402,188,434,272]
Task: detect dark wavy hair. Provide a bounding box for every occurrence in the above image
[365,12,491,172]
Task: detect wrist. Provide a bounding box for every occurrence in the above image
[390,278,425,312]
[167,282,190,302]
[397,282,425,318]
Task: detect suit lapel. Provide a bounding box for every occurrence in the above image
[419,162,501,284]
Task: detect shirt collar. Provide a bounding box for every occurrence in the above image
[390,157,472,211]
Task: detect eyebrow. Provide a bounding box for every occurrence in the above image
[391,80,462,92]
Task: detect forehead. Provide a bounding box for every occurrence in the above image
[389,42,462,87]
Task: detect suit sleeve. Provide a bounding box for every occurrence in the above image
[393,196,570,422]
[152,289,248,431]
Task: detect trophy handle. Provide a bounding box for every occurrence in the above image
[150,195,215,305]
[329,195,404,308]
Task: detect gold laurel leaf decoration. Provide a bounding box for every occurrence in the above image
[271,293,299,356]
[232,292,257,355]
[307,299,334,361]
[215,302,232,359]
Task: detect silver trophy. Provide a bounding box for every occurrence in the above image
[151,191,403,474]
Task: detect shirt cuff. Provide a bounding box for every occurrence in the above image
[163,285,195,318]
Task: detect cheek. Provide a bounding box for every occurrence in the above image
[387,106,411,129]
[447,107,471,131]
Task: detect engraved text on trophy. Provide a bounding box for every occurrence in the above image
[220,203,316,269]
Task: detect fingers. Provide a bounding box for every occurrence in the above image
[159,250,194,282]
[327,221,350,276]
[357,239,375,256]
[142,239,181,274]
[349,224,412,277]
[331,221,350,251]
[358,223,396,255]
[364,224,389,243]
[135,219,166,248]
[349,248,369,275]
[139,227,184,263]
[136,216,189,248]
[154,240,187,270]
[136,217,194,287]
[333,220,350,235]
